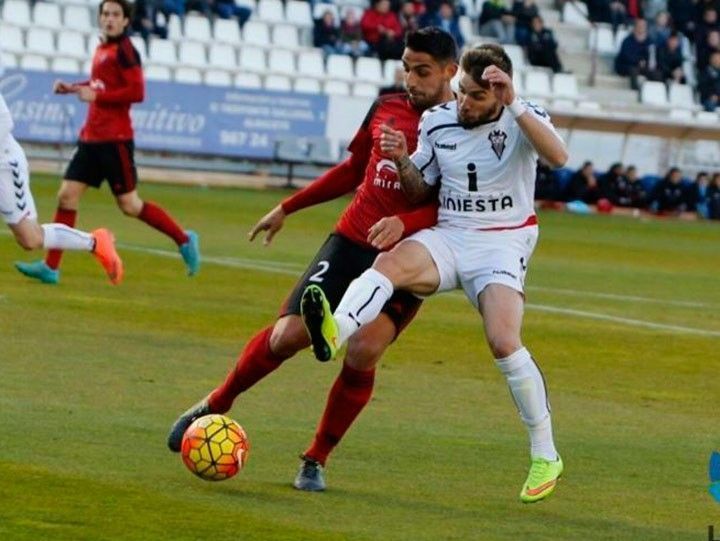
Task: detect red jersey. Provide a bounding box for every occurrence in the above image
[281,93,437,249]
[78,35,144,142]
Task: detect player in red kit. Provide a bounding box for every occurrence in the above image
[167,28,459,491]
[15,0,200,285]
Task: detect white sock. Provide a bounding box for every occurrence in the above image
[41,223,94,251]
[334,268,394,345]
[495,347,558,461]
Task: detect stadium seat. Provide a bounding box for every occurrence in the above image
[383,59,402,84]
[33,2,62,29]
[145,64,173,81]
[81,59,92,75]
[669,108,693,120]
[285,0,313,28]
[63,5,93,32]
[513,71,524,94]
[214,18,241,44]
[167,14,183,41]
[178,42,207,68]
[25,28,55,55]
[356,57,383,84]
[297,50,325,78]
[20,54,49,71]
[2,0,31,27]
[0,51,17,69]
[552,73,579,98]
[459,15,474,42]
[324,80,351,96]
[640,81,668,107]
[312,2,340,22]
[264,74,292,91]
[353,82,379,97]
[184,15,212,42]
[234,72,263,88]
[614,28,630,50]
[272,24,300,49]
[242,21,271,47]
[0,24,25,55]
[326,54,354,81]
[258,0,285,23]
[524,70,552,98]
[307,136,338,165]
[238,46,267,73]
[589,26,617,55]
[208,43,237,69]
[504,44,526,72]
[294,77,322,93]
[696,111,719,123]
[51,57,81,74]
[204,69,232,87]
[268,49,296,75]
[668,83,695,109]
[562,2,590,27]
[148,40,178,66]
[174,67,203,84]
[130,36,147,64]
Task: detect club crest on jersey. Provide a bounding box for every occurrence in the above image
[489,130,507,160]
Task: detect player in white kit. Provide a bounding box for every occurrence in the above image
[301,44,568,503]
[0,93,123,284]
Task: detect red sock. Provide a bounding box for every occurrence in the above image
[138,201,188,246]
[208,326,289,413]
[45,207,77,270]
[304,363,375,466]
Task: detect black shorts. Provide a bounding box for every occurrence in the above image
[64,141,138,195]
[280,233,422,336]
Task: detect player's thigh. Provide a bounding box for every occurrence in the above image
[63,144,103,200]
[115,189,143,216]
[269,314,311,357]
[344,313,397,370]
[0,150,37,228]
[102,141,138,197]
[280,234,378,317]
[478,283,525,358]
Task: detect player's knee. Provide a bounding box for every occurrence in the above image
[118,198,141,217]
[14,227,43,250]
[373,252,404,282]
[487,334,522,359]
[345,335,385,370]
[269,317,309,357]
[57,190,79,209]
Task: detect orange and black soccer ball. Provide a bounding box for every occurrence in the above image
[181,414,250,481]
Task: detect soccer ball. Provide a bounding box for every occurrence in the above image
[180,414,250,481]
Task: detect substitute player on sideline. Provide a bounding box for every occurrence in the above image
[16,0,199,285]
[1,92,122,283]
[167,28,459,491]
[302,44,568,503]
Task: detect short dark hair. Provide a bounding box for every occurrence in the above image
[461,44,513,86]
[405,27,458,63]
[99,0,133,19]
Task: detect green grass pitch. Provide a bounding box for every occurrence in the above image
[0,174,718,540]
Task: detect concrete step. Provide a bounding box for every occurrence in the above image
[551,22,591,53]
[560,51,614,79]
[580,84,639,107]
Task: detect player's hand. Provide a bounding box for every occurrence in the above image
[379,124,408,161]
[481,65,515,106]
[367,216,404,250]
[53,80,77,94]
[248,204,285,246]
[77,86,97,102]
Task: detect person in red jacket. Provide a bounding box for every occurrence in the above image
[167,28,459,491]
[16,0,199,285]
[361,0,405,60]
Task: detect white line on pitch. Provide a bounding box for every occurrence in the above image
[527,285,711,309]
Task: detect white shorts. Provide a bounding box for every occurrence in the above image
[0,138,35,225]
[406,225,539,308]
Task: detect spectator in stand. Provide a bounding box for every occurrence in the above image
[699,50,720,111]
[379,65,405,94]
[657,32,687,83]
[586,0,628,33]
[697,29,720,72]
[696,8,720,49]
[526,16,563,72]
[422,2,465,48]
[649,11,672,45]
[399,1,421,34]
[643,0,668,20]
[600,162,624,199]
[478,0,516,44]
[131,0,167,45]
[689,171,710,217]
[361,0,405,60]
[340,8,370,58]
[624,165,649,208]
[565,161,602,203]
[185,0,213,19]
[668,0,699,39]
[512,0,539,45]
[214,0,252,29]
[314,10,345,57]
[534,160,560,201]
[615,18,662,89]
[651,167,689,214]
[157,0,184,22]
[707,172,720,219]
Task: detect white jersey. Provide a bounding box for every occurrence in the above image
[0,92,35,225]
[410,99,562,230]
[0,93,15,150]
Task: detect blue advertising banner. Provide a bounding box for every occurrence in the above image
[0,69,329,159]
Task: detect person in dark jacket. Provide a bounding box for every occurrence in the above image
[526,16,563,72]
[512,0,539,45]
[699,51,720,111]
[652,167,688,213]
[615,18,662,89]
[565,161,601,203]
[657,32,687,83]
[707,173,720,219]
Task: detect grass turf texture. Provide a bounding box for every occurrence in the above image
[0,174,718,540]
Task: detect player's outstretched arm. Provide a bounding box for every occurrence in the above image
[248,205,285,246]
[379,124,435,204]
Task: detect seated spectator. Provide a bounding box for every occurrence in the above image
[361,0,405,60]
[699,50,720,111]
[600,162,625,199]
[422,2,465,48]
[479,0,516,44]
[624,166,649,208]
[657,32,686,83]
[707,172,720,219]
[314,10,344,57]
[131,0,168,45]
[526,16,563,72]
[534,160,560,200]
[214,0,251,29]
[649,11,672,46]
[340,8,370,58]
[695,8,719,49]
[689,171,710,217]
[158,0,184,21]
[668,0,699,39]
[697,29,720,72]
[615,19,662,89]
[643,0,669,20]
[400,1,421,34]
[565,161,602,203]
[379,65,406,95]
[512,0,539,45]
[651,167,689,213]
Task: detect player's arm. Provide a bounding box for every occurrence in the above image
[482,65,568,168]
[379,123,437,205]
